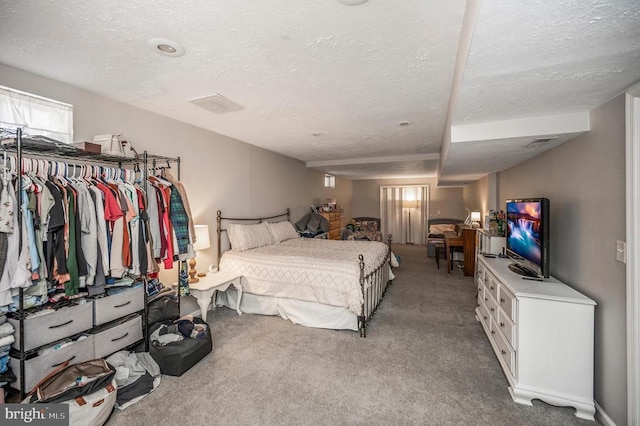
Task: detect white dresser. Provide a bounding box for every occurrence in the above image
[475,255,596,420]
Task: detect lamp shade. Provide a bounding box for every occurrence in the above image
[193,225,211,251]
[470,211,481,222]
[402,199,418,209]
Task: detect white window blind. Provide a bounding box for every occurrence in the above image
[0,85,73,143]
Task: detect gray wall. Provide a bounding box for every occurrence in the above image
[463,174,489,225]
[0,63,352,301]
[494,95,627,425]
[352,177,466,221]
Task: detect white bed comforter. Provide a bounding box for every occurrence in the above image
[219,238,389,315]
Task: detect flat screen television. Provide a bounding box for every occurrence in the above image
[505,198,550,279]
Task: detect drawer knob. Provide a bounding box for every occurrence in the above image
[484,298,488,301]
[483,316,487,320]
[49,320,73,329]
[491,330,495,335]
[501,349,507,355]
[490,307,495,312]
[500,298,505,303]
[500,322,505,327]
[490,286,494,290]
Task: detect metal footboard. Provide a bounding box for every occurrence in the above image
[358,235,393,337]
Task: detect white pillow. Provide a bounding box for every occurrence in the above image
[267,221,299,243]
[227,222,275,251]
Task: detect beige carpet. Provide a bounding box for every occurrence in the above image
[107,244,598,426]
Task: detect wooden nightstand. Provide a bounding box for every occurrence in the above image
[188,270,243,321]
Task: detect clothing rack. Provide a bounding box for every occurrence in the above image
[1,129,181,399]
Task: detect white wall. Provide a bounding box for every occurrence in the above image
[0,63,352,307]
[493,95,627,425]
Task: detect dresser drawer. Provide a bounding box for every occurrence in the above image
[93,315,143,359]
[328,229,341,240]
[477,261,486,284]
[476,280,484,301]
[498,285,516,322]
[485,293,498,320]
[477,300,491,330]
[492,317,516,378]
[10,335,95,392]
[94,286,144,325]
[486,272,499,301]
[497,309,516,349]
[9,301,94,351]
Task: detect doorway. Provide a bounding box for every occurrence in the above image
[380,185,429,244]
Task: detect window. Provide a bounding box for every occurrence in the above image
[324,174,335,188]
[0,85,73,143]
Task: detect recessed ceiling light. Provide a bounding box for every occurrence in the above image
[157,44,176,54]
[147,38,185,57]
[397,121,413,127]
[337,0,369,5]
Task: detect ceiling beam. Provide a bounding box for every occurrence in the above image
[437,0,483,184]
[306,153,439,168]
[450,112,590,143]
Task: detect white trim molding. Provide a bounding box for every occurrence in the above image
[626,85,640,426]
[596,401,617,426]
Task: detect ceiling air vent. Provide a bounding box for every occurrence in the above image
[525,136,559,148]
[189,93,244,114]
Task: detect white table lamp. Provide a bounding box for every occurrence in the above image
[470,211,481,228]
[189,224,211,283]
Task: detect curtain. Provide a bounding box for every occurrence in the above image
[380,185,429,244]
[0,85,73,143]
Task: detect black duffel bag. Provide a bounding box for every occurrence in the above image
[148,317,212,376]
[147,294,180,326]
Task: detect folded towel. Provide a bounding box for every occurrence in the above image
[0,322,14,338]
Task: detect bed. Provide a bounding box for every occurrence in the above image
[215,209,393,337]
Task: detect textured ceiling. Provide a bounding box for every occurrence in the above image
[0,0,639,184]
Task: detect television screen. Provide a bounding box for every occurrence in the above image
[506,198,549,278]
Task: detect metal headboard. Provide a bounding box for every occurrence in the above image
[216,208,291,266]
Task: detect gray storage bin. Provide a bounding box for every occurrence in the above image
[94,286,144,326]
[93,315,143,358]
[9,335,95,392]
[8,301,94,351]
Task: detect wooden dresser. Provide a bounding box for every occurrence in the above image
[320,211,341,240]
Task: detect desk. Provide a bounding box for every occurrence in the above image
[444,228,477,276]
[444,231,464,274]
[188,270,243,321]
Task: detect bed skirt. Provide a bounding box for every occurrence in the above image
[215,288,358,331]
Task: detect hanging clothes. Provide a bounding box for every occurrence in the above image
[0,154,190,311]
[162,169,195,242]
[0,177,19,307]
